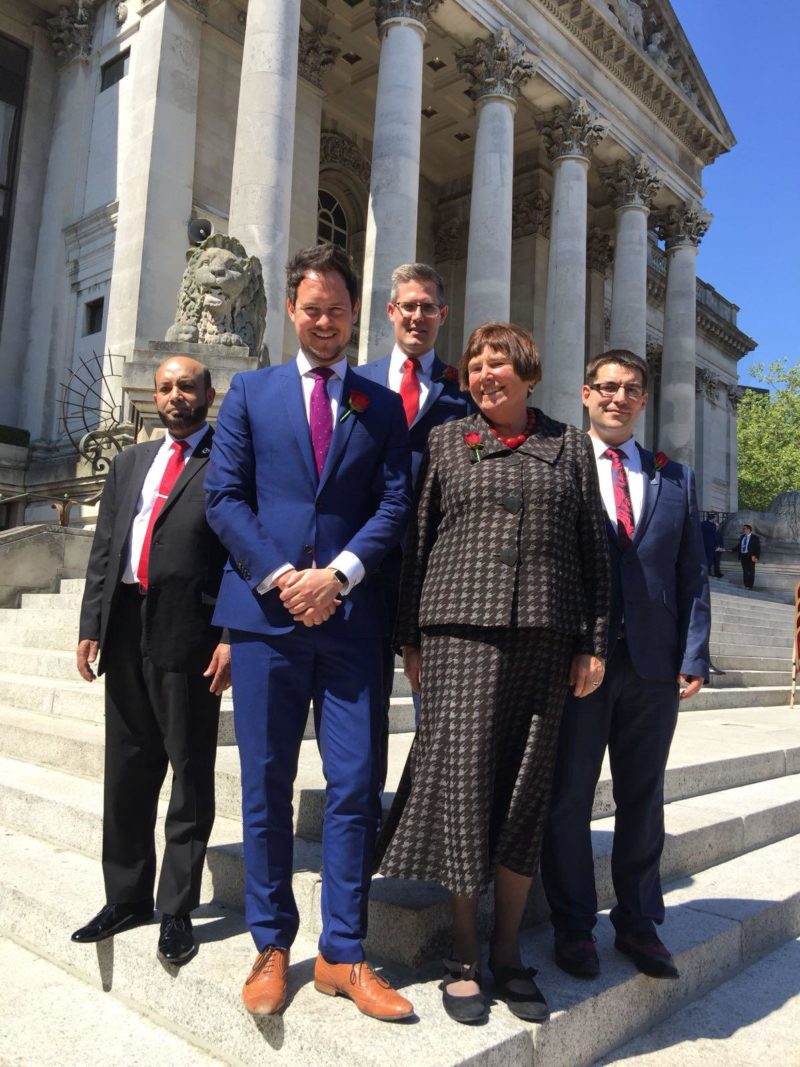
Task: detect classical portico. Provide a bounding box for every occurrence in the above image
[0,0,757,520]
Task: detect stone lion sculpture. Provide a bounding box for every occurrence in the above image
[722,491,800,546]
[166,234,267,361]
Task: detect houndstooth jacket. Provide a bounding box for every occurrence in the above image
[395,409,610,655]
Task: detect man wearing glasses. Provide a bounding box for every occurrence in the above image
[541,349,710,983]
[357,264,472,736]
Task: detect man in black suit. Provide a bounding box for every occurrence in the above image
[356,264,472,727]
[736,523,761,589]
[71,356,230,966]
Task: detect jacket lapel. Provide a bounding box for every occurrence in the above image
[280,363,318,486]
[414,355,446,427]
[516,409,565,466]
[157,426,213,523]
[317,367,359,496]
[632,444,661,547]
[119,441,161,534]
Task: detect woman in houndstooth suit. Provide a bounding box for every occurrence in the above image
[376,322,610,1024]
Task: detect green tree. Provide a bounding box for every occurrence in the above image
[737,359,800,511]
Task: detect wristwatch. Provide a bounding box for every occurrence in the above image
[328,568,348,590]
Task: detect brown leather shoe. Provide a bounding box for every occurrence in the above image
[313,954,414,1021]
[241,946,289,1015]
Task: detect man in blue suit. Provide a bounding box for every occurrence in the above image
[356,264,472,728]
[541,349,710,981]
[205,243,413,1021]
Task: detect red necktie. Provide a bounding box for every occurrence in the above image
[603,446,635,548]
[136,439,188,589]
[399,358,420,426]
[309,367,334,477]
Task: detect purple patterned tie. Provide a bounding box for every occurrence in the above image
[309,367,335,477]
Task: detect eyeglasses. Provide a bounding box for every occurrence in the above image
[589,381,644,400]
[391,301,443,318]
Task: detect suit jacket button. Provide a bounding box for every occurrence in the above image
[303,544,313,555]
[497,546,518,566]
[503,495,522,514]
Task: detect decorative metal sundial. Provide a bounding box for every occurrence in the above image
[60,351,133,476]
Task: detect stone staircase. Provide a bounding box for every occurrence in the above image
[1,579,799,1066]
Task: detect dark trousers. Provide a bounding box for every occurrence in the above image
[540,639,679,935]
[740,555,756,589]
[101,584,220,915]
[230,620,384,963]
[705,548,722,578]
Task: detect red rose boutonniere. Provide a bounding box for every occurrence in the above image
[464,431,483,462]
[436,365,460,384]
[654,451,669,473]
[339,389,370,422]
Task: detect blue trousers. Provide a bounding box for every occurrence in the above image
[230,623,383,963]
[541,639,679,935]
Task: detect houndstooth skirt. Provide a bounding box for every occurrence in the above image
[376,625,573,897]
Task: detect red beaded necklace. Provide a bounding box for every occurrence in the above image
[490,408,537,449]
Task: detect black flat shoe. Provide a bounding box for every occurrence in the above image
[71,902,153,943]
[157,914,196,965]
[554,929,600,978]
[489,961,549,1023]
[441,959,489,1025]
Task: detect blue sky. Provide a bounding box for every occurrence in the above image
[670,0,800,385]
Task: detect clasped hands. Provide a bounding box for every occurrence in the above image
[278,567,342,627]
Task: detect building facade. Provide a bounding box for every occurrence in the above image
[0,0,755,524]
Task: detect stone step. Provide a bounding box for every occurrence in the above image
[596,935,800,1065]
[19,591,85,611]
[4,749,800,969]
[708,670,791,689]
[710,638,793,657]
[681,686,789,712]
[3,827,800,1066]
[712,618,793,637]
[59,578,86,593]
[714,654,793,673]
[0,936,226,1066]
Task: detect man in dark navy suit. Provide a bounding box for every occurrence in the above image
[205,244,413,1021]
[541,349,710,981]
[356,264,472,727]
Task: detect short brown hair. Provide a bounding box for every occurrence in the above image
[390,263,446,305]
[585,349,648,392]
[286,242,359,308]
[460,323,542,389]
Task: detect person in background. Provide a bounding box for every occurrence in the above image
[735,523,761,590]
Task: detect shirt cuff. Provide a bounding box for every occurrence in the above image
[257,563,293,595]
[327,550,364,594]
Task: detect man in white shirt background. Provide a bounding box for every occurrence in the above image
[541,349,710,983]
[736,523,761,589]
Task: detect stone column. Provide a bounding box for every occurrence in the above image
[358,0,441,363]
[604,154,661,440]
[509,190,550,350]
[586,230,612,365]
[655,201,711,466]
[540,98,607,425]
[457,28,535,345]
[282,25,339,359]
[104,0,203,358]
[228,0,301,364]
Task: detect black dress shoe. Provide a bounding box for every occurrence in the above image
[614,930,679,979]
[489,961,549,1023]
[441,959,488,1025]
[71,902,153,943]
[157,914,196,965]
[554,929,600,978]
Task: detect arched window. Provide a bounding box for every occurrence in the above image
[317,189,348,250]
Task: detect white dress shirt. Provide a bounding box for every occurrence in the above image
[590,434,645,533]
[256,351,365,595]
[741,533,751,554]
[387,345,435,423]
[122,423,209,584]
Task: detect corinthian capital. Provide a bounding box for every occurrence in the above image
[655,201,712,249]
[587,230,613,273]
[604,154,662,209]
[541,97,608,161]
[371,0,442,31]
[456,27,536,103]
[298,26,340,89]
[46,0,95,61]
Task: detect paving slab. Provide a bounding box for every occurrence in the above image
[0,936,225,1066]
